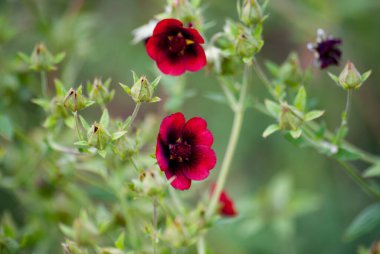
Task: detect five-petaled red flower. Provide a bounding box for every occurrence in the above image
[146,19,207,76]
[156,112,216,190]
[211,184,238,217]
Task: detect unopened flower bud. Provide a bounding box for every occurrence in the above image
[87,77,115,105]
[239,0,264,26]
[19,43,65,72]
[87,122,111,150]
[279,104,303,131]
[63,86,94,112]
[338,62,371,90]
[120,71,161,103]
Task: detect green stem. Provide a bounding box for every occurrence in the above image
[206,63,250,218]
[197,236,206,254]
[125,103,141,132]
[338,161,380,200]
[153,197,158,254]
[341,89,352,126]
[74,111,83,140]
[252,57,278,100]
[40,71,48,97]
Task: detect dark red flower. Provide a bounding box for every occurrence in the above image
[211,184,238,217]
[156,112,216,190]
[308,29,342,69]
[146,19,207,76]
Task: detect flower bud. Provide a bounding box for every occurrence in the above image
[239,0,264,26]
[87,122,111,151]
[279,104,303,131]
[120,71,160,103]
[87,78,115,105]
[63,86,94,112]
[338,62,371,90]
[19,43,65,72]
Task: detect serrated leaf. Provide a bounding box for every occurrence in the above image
[265,100,281,118]
[112,131,127,141]
[345,203,380,241]
[100,109,109,127]
[304,110,324,122]
[363,163,380,178]
[262,124,280,138]
[119,83,131,95]
[294,86,306,112]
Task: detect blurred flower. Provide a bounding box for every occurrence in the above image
[156,112,216,190]
[308,29,342,69]
[146,19,206,76]
[211,184,238,217]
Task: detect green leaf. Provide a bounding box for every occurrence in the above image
[345,203,380,241]
[115,232,125,250]
[0,115,13,140]
[294,86,307,112]
[361,70,371,83]
[328,72,339,85]
[54,52,66,64]
[119,83,131,95]
[304,110,324,122]
[54,79,66,96]
[59,224,74,238]
[290,129,302,139]
[265,61,280,77]
[100,109,109,127]
[98,150,107,158]
[18,52,30,63]
[74,140,89,146]
[150,96,161,103]
[112,131,127,141]
[265,100,281,118]
[151,76,161,89]
[32,98,50,110]
[43,115,57,129]
[204,93,228,105]
[80,115,90,130]
[262,124,280,138]
[363,163,380,178]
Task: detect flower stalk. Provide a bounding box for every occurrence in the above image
[206,62,250,218]
[40,70,48,97]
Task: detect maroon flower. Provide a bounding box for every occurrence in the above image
[146,19,207,76]
[211,184,238,217]
[156,112,216,190]
[308,29,342,69]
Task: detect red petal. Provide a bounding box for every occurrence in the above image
[156,137,169,171]
[183,27,205,44]
[156,56,187,76]
[165,169,191,190]
[183,44,207,72]
[183,145,216,180]
[183,117,213,146]
[153,19,183,36]
[221,199,237,217]
[146,34,169,61]
[159,112,186,144]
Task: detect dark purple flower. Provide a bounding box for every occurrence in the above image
[211,184,238,217]
[308,29,342,69]
[156,112,216,190]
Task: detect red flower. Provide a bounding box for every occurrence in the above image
[211,184,238,217]
[156,112,216,190]
[146,19,206,76]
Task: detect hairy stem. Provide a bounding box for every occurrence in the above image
[206,63,250,218]
[125,103,141,132]
[342,89,352,126]
[74,111,83,140]
[197,236,206,254]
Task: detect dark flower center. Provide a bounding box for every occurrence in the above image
[169,138,191,162]
[168,33,187,54]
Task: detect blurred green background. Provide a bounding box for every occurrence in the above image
[1,0,380,253]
